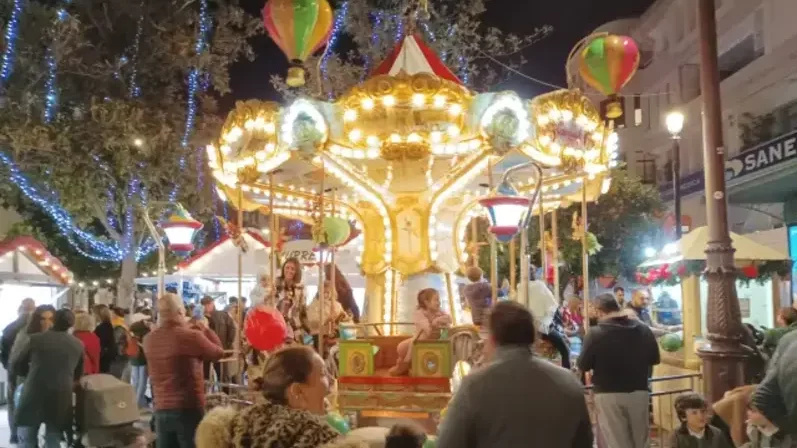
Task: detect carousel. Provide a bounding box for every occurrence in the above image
[209,0,639,432]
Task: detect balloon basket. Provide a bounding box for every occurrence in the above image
[606,99,623,119]
[286,67,306,88]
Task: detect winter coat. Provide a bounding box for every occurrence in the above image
[1,314,28,369]
[74,330,101,375]
[195,401,349,448]
[12,330,83,431]
[206,309,237,350]
[94,321,116,373]
[669,425,733,448]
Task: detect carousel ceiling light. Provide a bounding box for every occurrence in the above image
[390,133,402,143]
[433,95,446,108]
[448,104,463,116]
[430,131,443,143]
[362,98,375,110]
[343,109,357,122]
[265,122,276,134]
[447,125,460,137]
[412,94,425,107]
[548,109,561,120]
[537,115,550,126]
[561,110,574,121]
[349,129,362,142]
[382,95,396,107]
[366,135,379,147]
[366,148,379,159]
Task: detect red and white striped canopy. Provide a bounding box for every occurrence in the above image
[372,34,462,85]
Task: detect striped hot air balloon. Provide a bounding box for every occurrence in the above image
[578,35,640,119]
[262,0,334,88]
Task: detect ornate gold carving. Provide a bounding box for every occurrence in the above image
[421,352,439,375]
[380,142,429,161]
[350,352,366,375]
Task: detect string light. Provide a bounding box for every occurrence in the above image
[393,14,403,43]
[362,12,383,81]
[43,47,58,123]
[127,1,145,98]
[320,1,348,99]
[181,0,211,148]
[0,0,24,84]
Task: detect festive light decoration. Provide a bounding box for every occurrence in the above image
[578,34,640,119]
[181,0,211,148]
[127,1,145,98]
[263,0,334,87]
[635,259,792,287]
[161,205,203,252]
[320,1,348,98]
[0,0,24,84]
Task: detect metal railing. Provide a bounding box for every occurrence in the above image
[585,373,702,448]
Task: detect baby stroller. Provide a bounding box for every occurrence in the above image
[75,374,154,447]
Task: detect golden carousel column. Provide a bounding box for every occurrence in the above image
[358,203,390,333]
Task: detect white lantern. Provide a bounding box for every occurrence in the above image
[478,196,531,243]
[161,206,203,252]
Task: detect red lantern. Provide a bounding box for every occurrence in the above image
[245,308,289,352]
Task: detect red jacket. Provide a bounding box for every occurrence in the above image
[74,330,101,375]
[144,321,224,411]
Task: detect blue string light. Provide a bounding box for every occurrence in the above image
[362,12,382,81]
[394,14,403,43]
[320,1,348,99]
[458,55,469,85]
[0,0,24,84]
[43,47,58,123]
[127,2,145,98]
[181,0,211,149]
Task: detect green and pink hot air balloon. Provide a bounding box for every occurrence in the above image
[578,35,640,119]
[262,0,334,88]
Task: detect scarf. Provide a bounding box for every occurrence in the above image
[230,401,341,448]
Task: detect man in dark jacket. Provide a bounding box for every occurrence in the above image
[754,329,797,435]
[200,296,235,382]
[578,293,660,448]
[1,298,35,444]
[437,301,593,448]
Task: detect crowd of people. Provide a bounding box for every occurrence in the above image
[5,255,797,448]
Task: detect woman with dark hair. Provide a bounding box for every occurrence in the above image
[324,263,360,323]
[14,308,83,448]
[276,257,309,343]
[195,346,345,448]
[93,304,116,374]
[7,304,56,444]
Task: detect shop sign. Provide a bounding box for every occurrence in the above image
[725,130,797,181]
[659,171,705,202]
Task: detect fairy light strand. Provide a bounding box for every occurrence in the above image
[320,1,348,99]
[127,1,145,98]
[0,0,24,84]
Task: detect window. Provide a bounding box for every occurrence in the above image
[718,34,763,81]
[636,153,657,185]
[634,95,642,126]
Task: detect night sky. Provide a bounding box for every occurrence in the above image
[226,0,657,108]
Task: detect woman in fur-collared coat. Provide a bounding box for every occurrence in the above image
[195,346,366,448]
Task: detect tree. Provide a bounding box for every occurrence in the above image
[0,0,261,304]
[271,0,552,99]
[464,170,664,293]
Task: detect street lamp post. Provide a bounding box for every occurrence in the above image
[696,0,748,403]
[666,111,685,239]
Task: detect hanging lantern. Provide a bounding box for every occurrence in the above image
[161,206,203,252]
[262,0,334,88]
[478,177,532,243]
[578,35,640,119]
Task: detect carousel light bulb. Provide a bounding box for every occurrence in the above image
[349,129,363,142]
[362,98,375,110]
[407,133,422,143]
[561,110,573,122]
[430,131,443,143]
[390,133,402,143]
[539,135,552,146]
[550,142,561,154]
[366,148,379,159]
[133,138,144,147]
[447,125,460,137]
[412,94,425,107]
[265,143,276,151]
[433,95,446,108]
[548,109,561,120]
[344,109,357,122]
[592,132,603,142]
[537,115,550,126]
[448,104,463,116]
[367,135,380,147]
[382,95,396,107]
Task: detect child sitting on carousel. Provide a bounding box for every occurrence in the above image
[389,288,452,376]
[306,279,350,357]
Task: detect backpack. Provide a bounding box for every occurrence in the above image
[113,325,137,358]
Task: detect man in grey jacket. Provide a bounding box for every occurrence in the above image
[437,301,593,448]
[753,329,797,434]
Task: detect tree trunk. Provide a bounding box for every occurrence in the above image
[117,254,137,308]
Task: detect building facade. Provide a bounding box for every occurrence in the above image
[584,0,797,238]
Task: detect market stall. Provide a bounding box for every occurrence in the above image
[0,236,73,404]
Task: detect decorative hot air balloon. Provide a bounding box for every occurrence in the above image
[578,35,640,119]
[262,0,334,88]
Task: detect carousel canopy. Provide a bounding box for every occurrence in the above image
[641,226,789,267]
[0,236,73,285]
[372,34,463,85]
